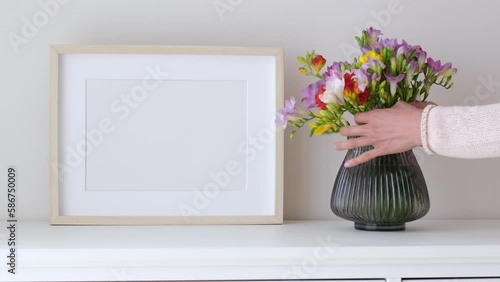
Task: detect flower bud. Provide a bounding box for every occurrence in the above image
[311,55,326,73]
[390,57,397,74]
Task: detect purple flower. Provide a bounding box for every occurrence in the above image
[397,40,409,50]
[386,73,405,96]
[427,58,445,73]
[440,68,457,78]
[406,45,422,58]
[428,58,456,77]
[366,27,382,37]
[437,63,457,77]
[361,45,373,53]
[377,38,398,51]
[275,97,297,129]
[323,62,343,80]
[366,27,382,47]
[353,68,369,92]
[300,80,324,109]
[359,58,385,82]
[417,51,427,70]
[359,62,370,72]
[368,57,386,70]
[396,44,405,58]
[396,40,421,59]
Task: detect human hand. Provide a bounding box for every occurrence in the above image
[334,101,436,167]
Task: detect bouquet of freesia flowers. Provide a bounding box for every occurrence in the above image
[276,27,456,138]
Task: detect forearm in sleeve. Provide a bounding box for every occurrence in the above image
[421,103,500,158]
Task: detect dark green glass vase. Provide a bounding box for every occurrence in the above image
[331,142,430,231]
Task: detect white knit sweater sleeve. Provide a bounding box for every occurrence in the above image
[421,103,500,158]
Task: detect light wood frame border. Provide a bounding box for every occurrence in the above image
[50,45,284,225]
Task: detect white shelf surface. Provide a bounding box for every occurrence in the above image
[2,220,500,281]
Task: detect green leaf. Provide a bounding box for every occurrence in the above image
[309,126,315,137]
[305,51,311,61]
[355,36,363,47]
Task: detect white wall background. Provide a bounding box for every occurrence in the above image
[1,0,500,221]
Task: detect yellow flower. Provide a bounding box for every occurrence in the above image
[310,122,334,135]
[358,50,382,64]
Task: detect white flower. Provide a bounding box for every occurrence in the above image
[320,77,344,105]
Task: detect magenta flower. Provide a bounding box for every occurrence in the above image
[301,80,324,109]
[275,96,298,129]
[386,73,405,96]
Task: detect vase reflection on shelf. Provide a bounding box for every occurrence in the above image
[331,139,430,231]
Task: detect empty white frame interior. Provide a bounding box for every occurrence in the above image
[50,46,284,225]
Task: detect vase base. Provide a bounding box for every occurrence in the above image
[354,222,406,231]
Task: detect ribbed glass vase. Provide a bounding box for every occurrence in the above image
[331,141,430,231]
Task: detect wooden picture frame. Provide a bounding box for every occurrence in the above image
[50,45,284,225]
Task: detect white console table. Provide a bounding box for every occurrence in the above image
[2,220,500,281]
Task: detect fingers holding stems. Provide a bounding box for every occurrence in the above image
[334,101,428,168]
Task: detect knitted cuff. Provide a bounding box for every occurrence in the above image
[421,104,437,155]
